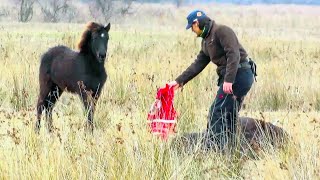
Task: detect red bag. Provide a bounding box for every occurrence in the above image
[147,84,178,140]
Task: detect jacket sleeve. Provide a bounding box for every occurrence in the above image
[175,50,210,86]
[216,26,241,83]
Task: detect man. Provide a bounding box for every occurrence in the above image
[168,10,256,150]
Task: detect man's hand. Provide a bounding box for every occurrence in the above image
[223,82,233,94]
[168,81,180,91]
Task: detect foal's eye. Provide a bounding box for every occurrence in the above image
[101,33,105,38]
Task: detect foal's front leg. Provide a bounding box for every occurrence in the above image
[80,90,97,132]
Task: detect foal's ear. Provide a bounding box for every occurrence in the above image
[104,23,111,32]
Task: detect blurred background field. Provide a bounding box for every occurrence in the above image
[0,1,320,179]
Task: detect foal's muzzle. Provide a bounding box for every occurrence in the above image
[97,52,106,63]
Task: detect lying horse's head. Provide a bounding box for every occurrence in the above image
[78,22,111,63]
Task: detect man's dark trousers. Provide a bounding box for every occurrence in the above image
[206,68,254,150]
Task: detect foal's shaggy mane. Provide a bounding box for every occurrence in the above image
[78,22,104,53]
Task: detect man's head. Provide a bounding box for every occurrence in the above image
[186,10,210,37]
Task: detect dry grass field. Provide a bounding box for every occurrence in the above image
[0,3,319,179]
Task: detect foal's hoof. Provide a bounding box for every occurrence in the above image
[46,124,54,133]
[34,122,41,134]
[85,122,94,134]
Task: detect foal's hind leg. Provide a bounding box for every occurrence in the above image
[36,78,53,133]
[36,80,62,133]
[45,86,63,132]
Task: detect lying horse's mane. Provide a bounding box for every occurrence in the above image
[78,22,104,53]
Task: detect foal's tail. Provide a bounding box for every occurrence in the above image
[39,49,55,77]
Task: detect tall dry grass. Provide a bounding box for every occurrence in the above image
[0,3,319,179]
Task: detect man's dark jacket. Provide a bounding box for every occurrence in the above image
[175,20,248,86]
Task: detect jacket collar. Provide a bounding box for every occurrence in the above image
[205,20,215,39]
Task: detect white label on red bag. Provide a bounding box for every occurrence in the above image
[147,119,176,123]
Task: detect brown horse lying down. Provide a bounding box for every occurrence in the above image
[174,117,289,153]
[238,117,288,151]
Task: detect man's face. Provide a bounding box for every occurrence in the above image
[191,21,202,37]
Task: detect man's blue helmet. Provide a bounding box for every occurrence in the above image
[186,10,206,29]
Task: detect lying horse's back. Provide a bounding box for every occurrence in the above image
[239,117,288,146]
[173,117,289,153]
